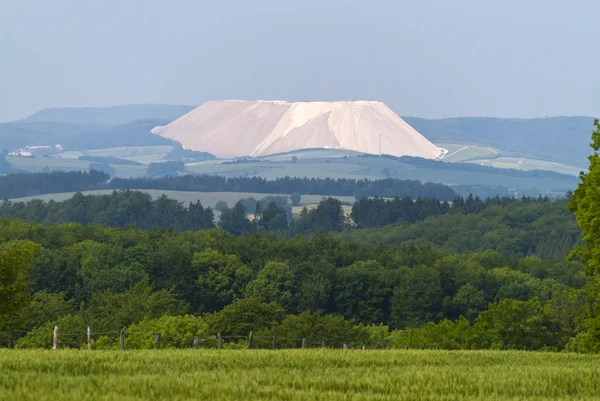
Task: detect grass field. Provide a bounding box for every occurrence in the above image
[6,155,149,178]
[56,146,174,164]
[469,157,583,176]
[437,143,499,163]
[1,350,599,401]
[9,190,356,208]
[7,155,92,171]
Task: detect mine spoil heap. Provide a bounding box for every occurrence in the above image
[152,100,442,159]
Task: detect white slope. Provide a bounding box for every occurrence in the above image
[151,100,442,159]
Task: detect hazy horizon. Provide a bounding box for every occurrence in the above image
[2,0,599,122]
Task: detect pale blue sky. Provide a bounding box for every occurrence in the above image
[1,0,599,121]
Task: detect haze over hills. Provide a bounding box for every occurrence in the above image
[405,116,595,167]
[152,101,443,159]
[23,104,195,125]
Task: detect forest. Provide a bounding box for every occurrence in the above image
[0,217,587,349]
[0,194,591,351]
[1,121,600,352]
[0,189,576,260]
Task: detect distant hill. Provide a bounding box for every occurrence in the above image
[71,119,175,149]
[0,119,174,152]
[404,116,596,167]
[24,104,195,125]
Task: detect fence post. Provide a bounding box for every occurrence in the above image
[362,346,366,351]
[7,329,13,350]
[321,341,326,349]
[87,327,91,350]
[272,335,276,350]
[301,338,307,349]
[193,338,200,350]
[155,333,161,350]
[120,330,125,350]
[247,331,253,349]
[343,344,348,351]
[217,332,222,349]
[52,326,58,350]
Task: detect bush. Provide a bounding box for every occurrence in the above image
[16,315,87,349]
[290,193,301,206]
[126,315,209,349]
[215,201,229,212]
[565,332,600,353]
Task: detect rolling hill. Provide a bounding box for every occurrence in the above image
[24,104,194,125]
[404,116,595,167]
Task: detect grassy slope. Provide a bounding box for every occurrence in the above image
[57,146,174,165]
[437,143,499,162]
[468,157,582,176]
[1,350,599,401]
[6,156,149,178]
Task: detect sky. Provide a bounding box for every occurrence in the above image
[1,0,599,122]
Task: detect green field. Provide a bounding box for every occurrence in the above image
[9,190,355,208]
[1,350,599,400]
[7,155,92,171]
[437,143,499,162]
[56,145,174,164]
[469,157,583,176]
[7,155,149,178]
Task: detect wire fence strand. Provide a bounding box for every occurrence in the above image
[3,327,392,350]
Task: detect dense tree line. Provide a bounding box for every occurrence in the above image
[110,175,457,200]
[0,191,577,262]
[0,190,215,231]
[0,218,587,350]
[0,170,109,199]
[351,194,551,228]
[147,161,185,177]
[567,119,600,353]
[342,199,580,261]
[1,170,457,201]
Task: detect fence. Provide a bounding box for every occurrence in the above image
[1,327,383,351]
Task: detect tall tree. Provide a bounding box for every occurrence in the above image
[0,241,37,330]
[570,119,600,274]
[568,119,600,351]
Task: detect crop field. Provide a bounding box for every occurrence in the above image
[1,350,599,401]
[9,190,355,208]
